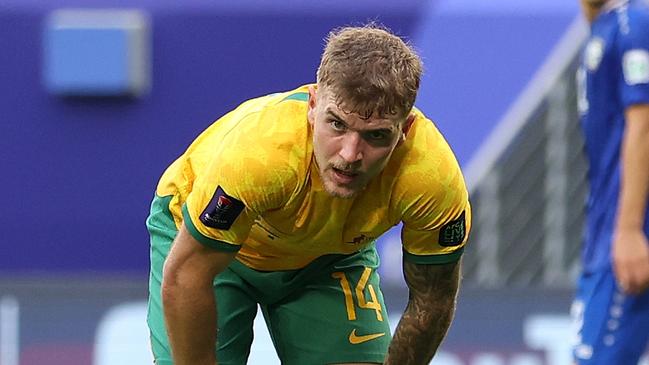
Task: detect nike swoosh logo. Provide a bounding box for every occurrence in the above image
[348,329,386,344]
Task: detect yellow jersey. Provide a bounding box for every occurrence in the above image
[155,85,471,271]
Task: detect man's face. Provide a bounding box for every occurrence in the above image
[307,85,412,198]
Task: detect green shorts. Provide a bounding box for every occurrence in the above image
[147,195,392,365]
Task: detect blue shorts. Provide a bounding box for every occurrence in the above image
[571,269,649,364]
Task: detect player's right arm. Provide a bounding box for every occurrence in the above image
[159,98,302,364]
[162,222,236,365]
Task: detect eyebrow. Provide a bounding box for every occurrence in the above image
[325,109,396,133]
[326,109,347,123]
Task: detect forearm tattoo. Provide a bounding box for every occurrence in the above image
[384,259,461,365]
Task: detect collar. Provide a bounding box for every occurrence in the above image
[602,0,629,13]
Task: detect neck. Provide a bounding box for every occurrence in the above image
[581,0,607,23]
[582,0,630,23]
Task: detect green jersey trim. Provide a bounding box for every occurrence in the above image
[402,247,464,264]
[181,204,241,252]
[281,92,308,103]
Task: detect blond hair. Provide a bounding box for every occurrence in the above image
[316,24,423,119]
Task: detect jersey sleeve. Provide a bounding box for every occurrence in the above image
[184,112,298,251]
[398,118,472,265]
[619,8,649,107]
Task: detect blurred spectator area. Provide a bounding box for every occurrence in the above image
[0,0,578,275]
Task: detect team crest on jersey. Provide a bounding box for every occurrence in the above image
[439,211,466,247]
[584,37,605,72]
[200,186,245,230]
[623,49,649,85]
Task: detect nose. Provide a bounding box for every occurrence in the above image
[339,132,363,164]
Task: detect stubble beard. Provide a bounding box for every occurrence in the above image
[321,166,359,199]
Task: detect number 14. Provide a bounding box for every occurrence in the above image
[332,267,383,322]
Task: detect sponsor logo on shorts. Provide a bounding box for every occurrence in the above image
[348,329,385,344]
[200,186,245,230]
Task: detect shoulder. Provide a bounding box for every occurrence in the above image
[612,3,649,86]
[393,109,465,193]
[197,85,313,210]
[388,110,471,258]
[615,1,649,39]
[388,109,468,216]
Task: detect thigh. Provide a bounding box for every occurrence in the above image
[214,268,260,365]
[146,194,258,365]
[264,262,391,365]
[146,195,178,364]
[572,269,649,365]
[148,265,258,365]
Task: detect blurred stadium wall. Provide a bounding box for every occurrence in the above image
[3,0,646,364]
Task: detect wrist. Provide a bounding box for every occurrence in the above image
[615,206,645,231]
[615,218,644,232]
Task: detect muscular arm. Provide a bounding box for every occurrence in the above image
[384,259,461,365]
[612,104,649,294]
[162,223,236,365]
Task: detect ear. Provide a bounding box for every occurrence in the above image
[397,113,416,146]
[307,85,317,127]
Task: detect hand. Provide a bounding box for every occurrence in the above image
[611,228,649,295]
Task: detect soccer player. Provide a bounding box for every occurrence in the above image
[146,25,470,365]
[572,0,649,363]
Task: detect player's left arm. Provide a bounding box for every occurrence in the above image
[612,10,649,294]
[386,115,469,363]
[384,259,460,365]
[612,103,649,294]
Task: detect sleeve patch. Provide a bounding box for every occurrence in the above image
[199,186,245,230]
[623,49,649,85]
[438,211,466,247]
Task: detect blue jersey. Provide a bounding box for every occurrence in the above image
[577,0,649,274]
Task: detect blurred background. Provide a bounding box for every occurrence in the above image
[1,0,646,364]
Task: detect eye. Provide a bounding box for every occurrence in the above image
[329,120,346,131]
[366,130,389,141]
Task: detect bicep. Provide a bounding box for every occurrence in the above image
[625,104,649,129]
[403,259,461,300]
[163,222,237,289]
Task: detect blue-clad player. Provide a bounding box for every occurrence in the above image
[572,0,649,363]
